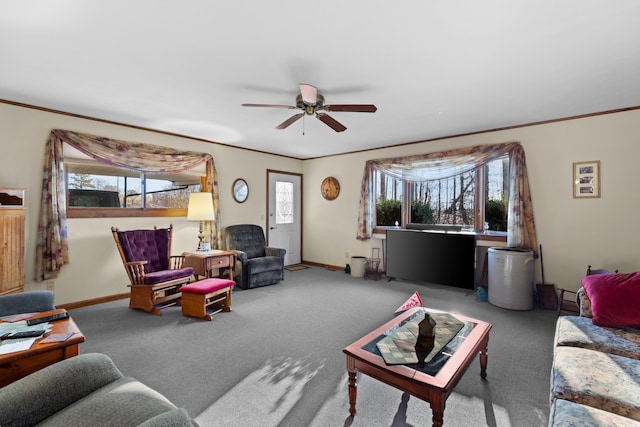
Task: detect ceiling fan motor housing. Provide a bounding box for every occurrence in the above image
[296,94,325,115]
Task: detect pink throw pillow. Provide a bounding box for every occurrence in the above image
[582,272,640,327]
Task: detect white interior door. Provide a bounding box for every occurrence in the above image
[267,171,301,266]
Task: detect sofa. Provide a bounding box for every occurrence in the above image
[0,353,198,427]
[223,224,286,289]
[0,290,55,317]
[549,272,640,426]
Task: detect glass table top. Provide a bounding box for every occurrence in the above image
[361,308,477,376]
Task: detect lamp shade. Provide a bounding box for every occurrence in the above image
[187,192,215,221]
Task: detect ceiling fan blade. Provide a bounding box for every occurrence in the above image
[299,83,318,105]
[242,103,296,109]
[325,104,377,113]
[316,113,347,132]
[275,113,304,130]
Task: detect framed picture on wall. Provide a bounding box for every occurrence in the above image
[573,160,600,198]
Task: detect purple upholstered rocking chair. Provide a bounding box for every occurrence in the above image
[112,225,194,315]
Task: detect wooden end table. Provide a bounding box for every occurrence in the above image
[0,309,85,387]
[183,250,235,281]
[343,307,492,427]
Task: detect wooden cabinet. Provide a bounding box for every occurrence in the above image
[0,188,25,296]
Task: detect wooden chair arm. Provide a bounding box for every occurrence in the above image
[124,260,147,285]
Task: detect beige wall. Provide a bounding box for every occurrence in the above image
[0,103,301,304]
[2,101,639,304]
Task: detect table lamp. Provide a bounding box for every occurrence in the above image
[187,192,215,251]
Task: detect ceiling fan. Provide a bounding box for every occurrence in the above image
[242,83,377,132]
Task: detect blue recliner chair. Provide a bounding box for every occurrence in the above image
[223,224,286,289]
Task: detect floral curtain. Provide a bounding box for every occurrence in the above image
[356,142,538,254]
[35,129,221,281]
[35,135,68,281]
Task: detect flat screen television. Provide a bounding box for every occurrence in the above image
[386,229,475,289]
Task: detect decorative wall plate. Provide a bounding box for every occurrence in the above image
[321,176,340,200]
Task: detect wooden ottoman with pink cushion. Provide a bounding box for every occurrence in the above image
[180,278,235,321]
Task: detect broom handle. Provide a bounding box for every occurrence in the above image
[539,244,546,284]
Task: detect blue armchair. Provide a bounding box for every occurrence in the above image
[223,224,286,289]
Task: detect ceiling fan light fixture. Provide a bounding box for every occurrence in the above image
[299,83,318,105]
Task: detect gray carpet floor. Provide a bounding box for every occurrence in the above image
[69,266,557,427]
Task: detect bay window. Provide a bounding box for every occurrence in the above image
[374,156,508,232]
[357,142,538,255]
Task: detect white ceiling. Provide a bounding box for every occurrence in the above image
[2,1,640,159]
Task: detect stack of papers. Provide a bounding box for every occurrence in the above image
[0,320,52,355]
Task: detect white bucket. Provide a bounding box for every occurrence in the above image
[350,256,367,278]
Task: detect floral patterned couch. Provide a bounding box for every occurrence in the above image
[549,272,640,426]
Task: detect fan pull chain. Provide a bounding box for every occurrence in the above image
[302,115,305,135]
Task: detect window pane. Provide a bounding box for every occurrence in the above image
[375,170,402,226]
[68,187,121,207]
[408,181,434,225]
[68,172,142,208]
[121,176,143,208]
[371,154,510,232]
[276,180,294,224]
[485,157,509,231]
[409,171,475,226]
[67,166,202,210]
[144,177,197,209]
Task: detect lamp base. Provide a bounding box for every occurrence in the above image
[196,220,206,251]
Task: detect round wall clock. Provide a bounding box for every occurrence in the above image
[232,178,249,203]
[321,176,340,201]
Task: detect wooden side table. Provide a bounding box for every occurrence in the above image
[0,309,85,387]
[183,250,235,281]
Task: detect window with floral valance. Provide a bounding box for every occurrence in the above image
[356,142,538,254]
[35,129,221,281]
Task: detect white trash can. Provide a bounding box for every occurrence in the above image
[488,247,535,310]
[350,256,366,278]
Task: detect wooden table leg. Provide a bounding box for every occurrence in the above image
[62,344,79,359]
[346,357,357,416]
[479,336,489,379]
[429,396,445,427]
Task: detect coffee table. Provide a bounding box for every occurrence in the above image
[0,309,85,387]
[343,307,492,427]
